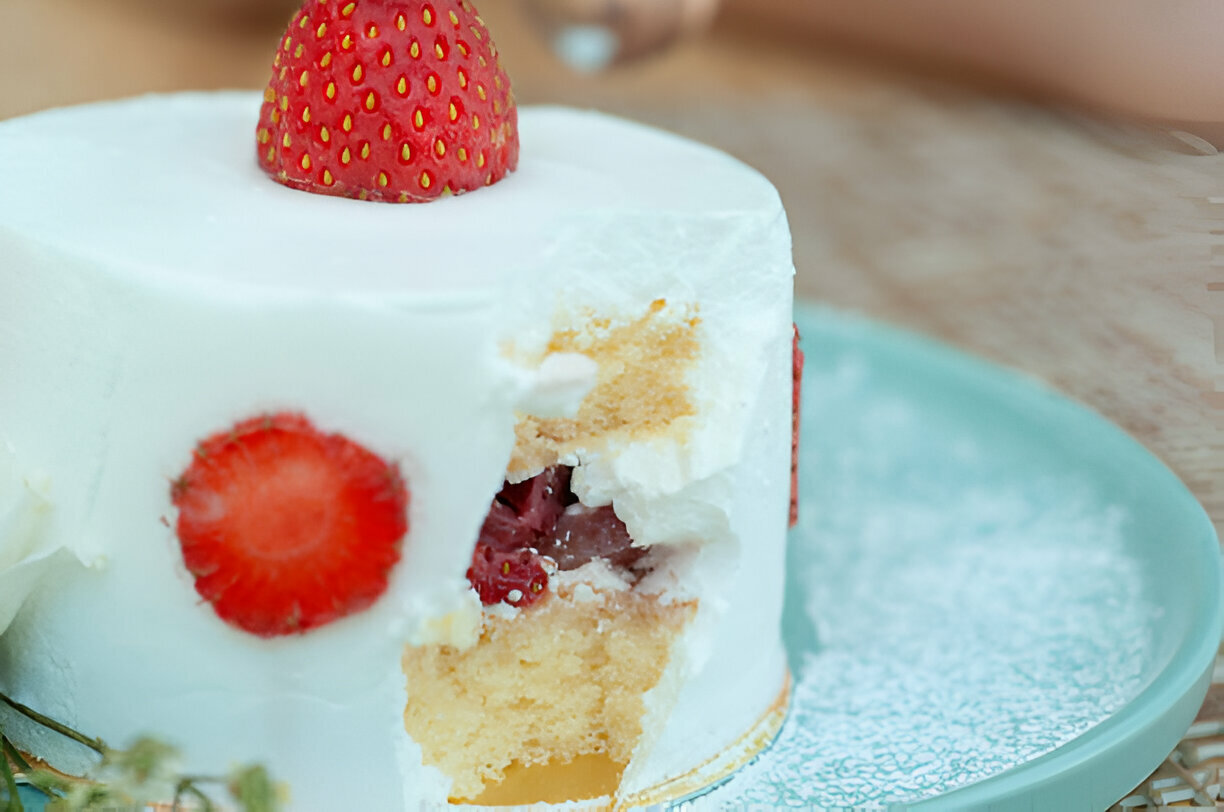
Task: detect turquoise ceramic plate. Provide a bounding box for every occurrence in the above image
[707,304,1223,810]
[12,305,1223,811]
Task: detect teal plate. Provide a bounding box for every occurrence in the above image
[10,305,1223,811]
[707,304,1223,811]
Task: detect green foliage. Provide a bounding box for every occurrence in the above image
[0,692,280,811]
[229,764,282,812]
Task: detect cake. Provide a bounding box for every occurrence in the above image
[0,2,798,808]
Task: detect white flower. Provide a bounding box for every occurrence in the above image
[0,438,71,635]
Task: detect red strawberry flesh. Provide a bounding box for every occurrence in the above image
[172,413,408,637]
[466,544,548,607]
[476,500,538,553]
[495,466,573,535]
[256,0,518,203]
[541,505,646,572]
[791,323,804,527]
[466,466,645,605]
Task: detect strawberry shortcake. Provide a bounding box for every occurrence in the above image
[0,0,800,807]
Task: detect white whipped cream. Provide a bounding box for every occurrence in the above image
[0,94,793,809]
[515,352,600,420]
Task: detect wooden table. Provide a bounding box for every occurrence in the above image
[3,1,1222,806]
[4,3,1219,541]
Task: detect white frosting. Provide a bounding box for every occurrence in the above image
[554,559,634,600]
[0,443,74,636]
[514,353,600,420]
[0,93,793,809]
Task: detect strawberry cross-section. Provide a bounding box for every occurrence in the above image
[171,412,409,637]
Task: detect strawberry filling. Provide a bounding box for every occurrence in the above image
[466,466,645,607]
[542,506,648,572]
[791,323,804,527]
[493,466,572,539]
[466,545,549,607]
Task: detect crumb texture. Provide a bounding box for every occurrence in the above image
[402,587,695,802]
[509,300,700,478]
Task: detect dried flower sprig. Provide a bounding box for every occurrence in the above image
[0,692,281,811]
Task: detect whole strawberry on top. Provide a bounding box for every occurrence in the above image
[257,0,518,202]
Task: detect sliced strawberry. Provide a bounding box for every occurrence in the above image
[467,467,652,605]
[495,466,572,535]
[171,413,408,637]
[477,500,537,553]
[791,323,804,527]
[541,505,646,572]
[466,543,548,607]
[256,0,518,203]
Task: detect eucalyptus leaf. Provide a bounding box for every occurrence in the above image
[0,745,23,812]
[228,765,279,812]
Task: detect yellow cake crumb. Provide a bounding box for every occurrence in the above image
[508,300,701,478]
[402,586,695,803]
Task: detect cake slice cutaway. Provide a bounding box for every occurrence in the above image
[404,454,698,804]
[400,297,792,805]
[405,573,695,803]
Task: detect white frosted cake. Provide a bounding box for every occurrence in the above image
[0,5,797,807]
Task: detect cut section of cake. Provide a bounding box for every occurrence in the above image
[0,90,796,810]
[405,464,698,803]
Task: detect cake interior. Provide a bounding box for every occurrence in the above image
[403,301,706,803]
[508,298,699,476]
[403,585,694,803]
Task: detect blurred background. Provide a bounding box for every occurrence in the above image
[2,5,1222,526]
[5,0,1220,527]
[3,0,1224,805]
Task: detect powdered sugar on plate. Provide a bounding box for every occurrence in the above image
[707,334,1161,809]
